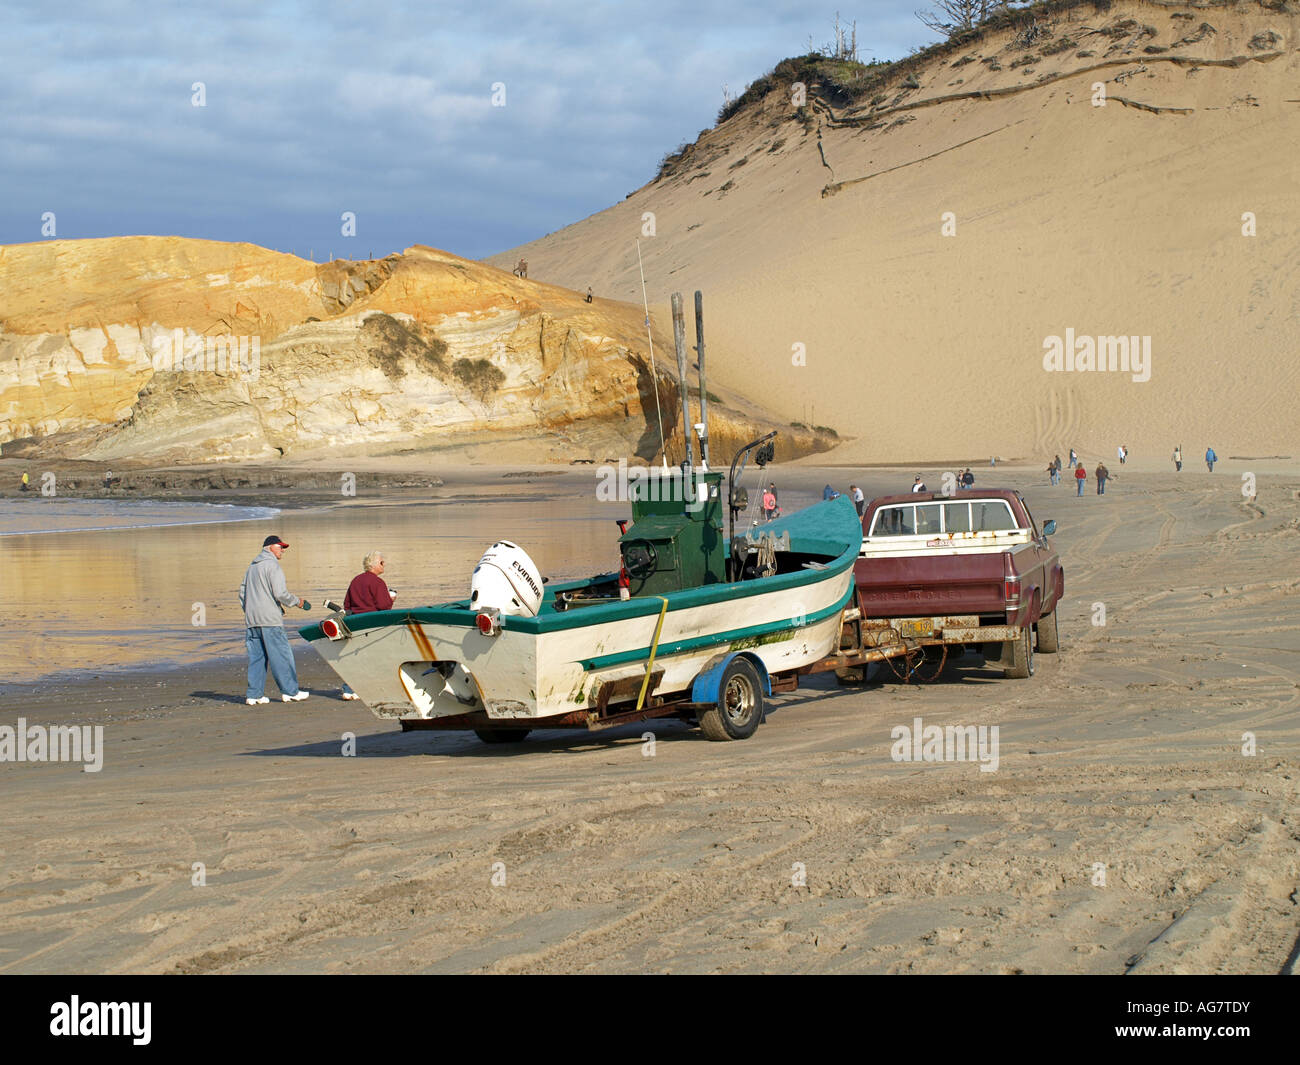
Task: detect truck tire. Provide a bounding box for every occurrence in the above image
[697,658,764,741]
[1004,626,1034,679]
[1036,610,1059,653]
[474,728,532,744]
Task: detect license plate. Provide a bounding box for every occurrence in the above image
[898,619,934,639]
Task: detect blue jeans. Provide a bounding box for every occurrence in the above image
[1097,477,1107,494]
[246,625,300,699]
[1076,479,1084,495]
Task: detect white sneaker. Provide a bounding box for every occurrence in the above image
[282,690,310,702]
[341,691,360,701]
[246,696,270,705]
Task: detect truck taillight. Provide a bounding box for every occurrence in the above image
[1004,577,1020,602]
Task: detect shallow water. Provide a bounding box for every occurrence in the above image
[0,493,634,684]
[0,498,279,536]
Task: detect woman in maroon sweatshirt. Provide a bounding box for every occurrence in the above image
[344,551,395,614]
[340,552,395,700]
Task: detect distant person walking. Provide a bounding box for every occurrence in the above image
[762,486,778,521]
[1047,460,1059,486]
[911,476,927,494]
[1117,445,1127,465]
[584,286,593,303]
[1172,445,1182,472]
[1074,463,1087,496]
[20,471,29,492]
[1069,448,1077,469]
[850,484,865,517]
[1096,462,1110,495]
[339,550,396,700]
[104,470,113,489]
[962,468,974,488]
[239,534,312,705]
[513,258,528,279]
[1205,447,1217,472]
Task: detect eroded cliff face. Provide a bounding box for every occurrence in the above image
[0,238,829,463]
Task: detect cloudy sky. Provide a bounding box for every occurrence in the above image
[1,1,935,260]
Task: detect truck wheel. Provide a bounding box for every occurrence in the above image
[697,658,764,741]
[1004,626,1034,679]
[1036,610,1059,653]
[474,728,532,744]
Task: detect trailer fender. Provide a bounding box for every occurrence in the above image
[692,652,773,705]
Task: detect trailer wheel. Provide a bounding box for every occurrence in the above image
[697,658,764,741]
[1004,626,1034,679]
[1036,610,1059,653]
[474,728,532,744]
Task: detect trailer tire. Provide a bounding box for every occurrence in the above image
[1036,609,1059,653]
[474,728,532,744]
[1004,626,1034,679]
[697,658,764,741]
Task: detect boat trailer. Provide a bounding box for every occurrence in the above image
[398,589,946,737]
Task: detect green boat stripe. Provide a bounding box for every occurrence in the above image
[578,582,855,671]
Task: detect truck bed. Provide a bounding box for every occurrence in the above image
[853,490,1063,629]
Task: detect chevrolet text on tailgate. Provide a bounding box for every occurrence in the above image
[852,490,1064,680]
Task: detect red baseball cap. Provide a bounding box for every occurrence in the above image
[263,535,289,548]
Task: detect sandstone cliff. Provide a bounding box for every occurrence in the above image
[0,238,834,464]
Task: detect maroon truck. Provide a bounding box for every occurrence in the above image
[850,489,1064,679]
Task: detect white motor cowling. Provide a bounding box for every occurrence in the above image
[470,541,544,618]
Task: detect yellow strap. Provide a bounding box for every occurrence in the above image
[636,597,670,711]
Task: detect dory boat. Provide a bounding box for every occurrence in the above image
[300,458,865,743]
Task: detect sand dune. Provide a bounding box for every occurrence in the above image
[492,0,1300,466]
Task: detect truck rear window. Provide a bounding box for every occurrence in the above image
[869,500,1019,537]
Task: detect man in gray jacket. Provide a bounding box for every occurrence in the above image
[239,534,312,705]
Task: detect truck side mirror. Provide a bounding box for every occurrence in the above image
[1042,519,1056,537]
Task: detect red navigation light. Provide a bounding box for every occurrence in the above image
[476,611,501,636]
[321,618,340,639]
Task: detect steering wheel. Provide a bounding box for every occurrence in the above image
[622,540,658,580]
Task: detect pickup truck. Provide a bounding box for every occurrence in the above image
[851,489,1064,678]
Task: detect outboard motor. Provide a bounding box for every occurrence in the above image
[470,541,544,619]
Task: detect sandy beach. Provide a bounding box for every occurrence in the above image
[1,461,1296,974]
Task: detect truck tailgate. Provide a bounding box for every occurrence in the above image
[854,552,1008,618]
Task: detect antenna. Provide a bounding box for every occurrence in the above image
[694,290,710,471]
[671,293,695,469]
[637,240,670,470]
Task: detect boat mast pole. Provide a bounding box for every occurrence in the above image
[694,290,710,471]
[636,240,670,471]
[671,292,695,471]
